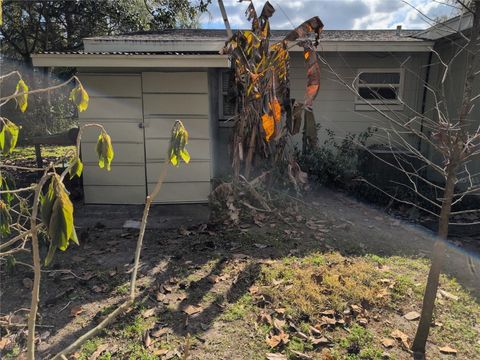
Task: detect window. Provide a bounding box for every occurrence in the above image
[219,70,237,121]
[356,69,403,105]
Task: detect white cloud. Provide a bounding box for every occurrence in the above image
[199,0,455,30]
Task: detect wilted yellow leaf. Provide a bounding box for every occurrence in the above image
[70,84,89,112]
[96,131,114,171]
[15,79,28,112]
[168,120,190,166]
[0,119,20,154]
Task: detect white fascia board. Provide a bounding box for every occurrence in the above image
[83,39,434,53]
[32,54,231,68]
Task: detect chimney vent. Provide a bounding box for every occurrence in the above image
[396,25,402,36]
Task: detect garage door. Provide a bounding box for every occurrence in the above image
[78,73,146,204]
[142,72,212,203]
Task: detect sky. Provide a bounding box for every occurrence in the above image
[198,0,459,30]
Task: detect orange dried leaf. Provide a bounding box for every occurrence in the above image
[70,305,84,317]
[262,113,275,141]
[270,99,282,123]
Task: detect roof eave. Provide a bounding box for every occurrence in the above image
[83,39,434,53]
[31,53,231,68]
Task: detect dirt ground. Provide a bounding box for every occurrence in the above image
[1,187,479,359]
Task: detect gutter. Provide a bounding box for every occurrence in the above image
[82,39,435,53]
[32,53,231,68]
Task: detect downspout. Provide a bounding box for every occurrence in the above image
[418,50,433,151]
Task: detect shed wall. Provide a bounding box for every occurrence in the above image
[78,72,146,204]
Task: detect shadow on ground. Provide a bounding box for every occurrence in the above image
[1,187,479,357]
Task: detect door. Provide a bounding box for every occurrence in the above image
[142,72,212,203]
[78,73,146,204]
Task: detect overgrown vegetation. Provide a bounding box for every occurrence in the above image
[298,128,375,188]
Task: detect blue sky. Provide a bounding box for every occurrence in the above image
[198,0,458,30]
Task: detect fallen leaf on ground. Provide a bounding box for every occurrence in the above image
[273,318,286,330]
[249,286,259,295]
[439,345,457,354]
[142,308,156,318]
[153,348,169,356]
[381,338,395,348]
[0,337,11,350]
[143,331,152,348]
[183,304,202,315]
[391,329,410,349]
[178,227,192,236]
[89,344,109,360]
[70,305,84,317]
[439,290,459,301]
[254,243,268,249]
[266,331,289,348]
[151,327,171,338]
[403,311,420,321]
[319,309,335,316]
[311,336,331,347]
[266,353,288,360]
[92,285,104,293]
[291,350,313,359]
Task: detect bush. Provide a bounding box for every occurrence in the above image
[298,128,375,188]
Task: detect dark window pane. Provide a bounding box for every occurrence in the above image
[223,94,236,116]
[359,87,398,100]
[222,70,235,92]
[359,72,400,84]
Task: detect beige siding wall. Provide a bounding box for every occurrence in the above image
[78,73,146,204]
[142,71,211,203]
[288,52,429,146]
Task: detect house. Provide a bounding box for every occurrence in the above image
[31,18,479,204]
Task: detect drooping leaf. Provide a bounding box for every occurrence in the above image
[303,47,321,107]
[68,157,84,179]
[262,113,275,141]
[304,108,318,147]
[0,200,12,236]
[284,16,324,45]
[180,149,191,163]
[260,1,275,19]
[0,171,15,205]
[41,175,78,266]
[245,1,259,31]
[15,79,29,112]
[96,131,114,170]
[0,120,20,154]
[291,102,304,135]
[168,121,190,166]
[270,98,282,123]
[70,84,89,112]
[40,179,55,227]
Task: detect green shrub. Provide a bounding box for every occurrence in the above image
[298,128,375,187]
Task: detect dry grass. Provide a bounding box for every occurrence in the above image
[259,252,393,318]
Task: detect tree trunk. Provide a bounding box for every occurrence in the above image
[411,167,456,358]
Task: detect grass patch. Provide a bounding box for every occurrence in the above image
[8,145,75,161]
[221,293,255,322]
[77,338,102,360]
[338,324,383,360]
[259,252,393,317]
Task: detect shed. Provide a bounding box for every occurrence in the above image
[33,27,475,204]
